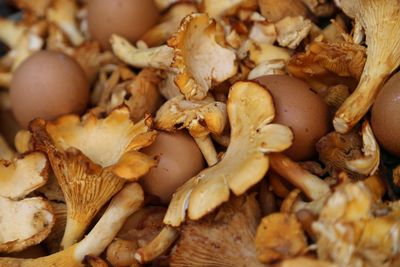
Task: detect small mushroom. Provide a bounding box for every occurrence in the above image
[169,13,238,100]
[163,81,293,226]
[169,194,263,267]
[333,0,400,133]
[155,95,227,166]
[0,152,48,200]
[46,0,84,46]
[255,212,307,263]
[269,153,331,200]
[0,183,144,266]
[30,107,157,248]
[141,3,198,47]
[0,196,55,253]
[274,16,312,49]
[111,35,174,70]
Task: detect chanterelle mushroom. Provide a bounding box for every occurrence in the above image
[170,194,263,267]
[333,0,400,133]
[155,95,227,166]
[0,196,55,253]
[163,81,293,226]
[30,107,157,248]
[0,152,48,200]
[313,182,400,267]
[168,13,238,100]
[0,183,144,267]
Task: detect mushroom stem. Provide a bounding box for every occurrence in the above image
[194,135,218,166]
[0,183,144,267]
[61,217,88,249]
[333,67,389,133]
[135,226,179,264]
[269,153,331,200]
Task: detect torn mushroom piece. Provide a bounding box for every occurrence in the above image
[155,95,227,166]
[313,182,400,267]
[30,107,157,248]
[141,3,198,47]
[0,152,48,200]
[168,13,238,100]
[0,196,55,253]
[163,81,293,227]
[0,183,144,267]
[170,194,263,267]
[287,38,366,94]
[274,16,312,49]
[255,212,308,264]
[333,0,400,133]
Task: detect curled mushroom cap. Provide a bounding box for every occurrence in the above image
[169,13,238,100]
[0,196,55,253]
[313,182,400,267]
[0,183,144,267]
[333,0,400,133]
[170,194,263,267]
[30,107,157,248]
[0,152,48,200]
[155,95,227,165]
[163,81,293,226]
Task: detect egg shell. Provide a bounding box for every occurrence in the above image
[140,131,205,204]
[254,75,330,161]
[371,72,400,156]
[10,51,89,128]
[88,0,160,50]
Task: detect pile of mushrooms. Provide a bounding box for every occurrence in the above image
[1,0,400,267]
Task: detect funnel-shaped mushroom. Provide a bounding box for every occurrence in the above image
[155,95,227,166]
[163,81,293,226]
[333,0,400,133]
[0,152,48,200]
[0,183,144,267]
[30,107,157,248]
[169,13,237,100]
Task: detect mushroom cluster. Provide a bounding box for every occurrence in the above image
[0,0,400,266]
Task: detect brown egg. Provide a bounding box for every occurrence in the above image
[141,131,204,204]
[88,0,160,50]
[10,51,89,127]
[254,75,330,161]
[371,72,400,156]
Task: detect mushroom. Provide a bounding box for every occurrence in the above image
[317,121,380,178]
[255,212,307,263]
[30,107,157,248]
[163,81,293,226]
[257,0,308,22]
[313,182,400,267]
[168,13,237,100]
[248,59,286,80]
[12,0,52,18]
[333,0,400,133]
[141,3,198,47]
[287,38,366,94]
[0,196,55,253]
[14,129,33,154]
[0,182,144,266]
[155,95,227,166]
[46,0,84,46]
[169,194,264,267]
[269,153,331,200]
[200,0,258,19]
[276,257,338,267]
[246,40,291,66]
[0,152,48,200]
[111,35,174,70]
[274,16,312,49]
[299,0,335,17]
